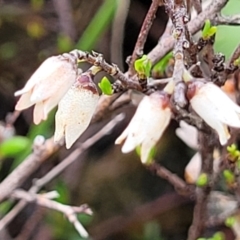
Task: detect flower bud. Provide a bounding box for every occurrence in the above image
[187,81,240,145]
[14,54,78,124]
[54,72,99,149]
[115,91,171,164]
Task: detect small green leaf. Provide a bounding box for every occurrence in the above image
[202,20,211,38]
[0,136,31,158]
[234,58,240,67]
[196,173,208,187]
[152,52,173,75]
[225,216,236,227]
[227,144,240,161]
[212,232,225,240]
[223,169,235,184]
[134,55,152,78]
[202,20,217,40]
[98,77,113,95]
[208,26,217,37]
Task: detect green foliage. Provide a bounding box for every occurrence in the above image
[202,20,217,40]
[30,0,44,11]
[223,169,235,184]
[0,201,12,215]
[214,0,240,59]
[143,221,164,240]
[0,42,17,60]
[98,76,113,95]
[196,173,208,187]
[212,232,225,240]
[27,21,45,39]
[0,136,30,158]
[197,232,225,240]
[75,0,117,51]
[134,55,152,78]
[57,34,74,53]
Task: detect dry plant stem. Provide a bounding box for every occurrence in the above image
[215,13,240,26]
[11,190,90,238]
[68,50,141,90]
[0,138,58,203]
[187,132,214,240]
[148,162,195,197]
[148,0,228,65]
[129,0,160,75]
[0,113,124,230]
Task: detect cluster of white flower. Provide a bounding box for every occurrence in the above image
[14,54,99,149]
[14,52,240,164]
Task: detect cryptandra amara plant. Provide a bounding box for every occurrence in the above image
[1,0,240,239]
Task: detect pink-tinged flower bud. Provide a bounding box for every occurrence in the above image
[54,73,99,149]
[187,81,240,145]
[14,55,78,124]
[115,91,171,164]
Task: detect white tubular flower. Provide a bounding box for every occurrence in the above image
[14,55,78,124]
[184,152,201,184]
[176,120,198,150]
[54,73,99,149]
[187,81,240,145]
[115,91,171,164]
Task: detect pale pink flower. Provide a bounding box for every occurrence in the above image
[54,73,99,149]
[115,91,171,164]
[14,55,78,124]
[187,81,240,145]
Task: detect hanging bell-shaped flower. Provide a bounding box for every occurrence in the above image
[187,81,240,145]
[115,91,171,164]
[14,54,78,124]
[54,72,99,149]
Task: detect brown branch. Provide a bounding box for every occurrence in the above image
[147,0,228,65]
[128,0,161,75]
[214,13,240,26]
[0,113,124,230]
[148,162,195,197]
[187,132,214,240]
[0,137,58,203]
[11,190,91,238]
[68,50,141,90]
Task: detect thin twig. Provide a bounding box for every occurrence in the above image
[0,113,124,230]
[215,13,240,26]
[11,190,91,238]
[129,0,160,75]
[148,162,195,197]
[187,132,214,240]
[147,0,228,65]
[67,50,141,90]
